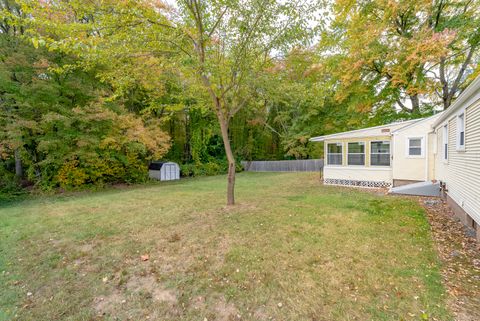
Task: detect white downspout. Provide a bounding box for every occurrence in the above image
[424,133,429,181]
[391,133,395,188]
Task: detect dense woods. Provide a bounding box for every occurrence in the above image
[1,0,479,203]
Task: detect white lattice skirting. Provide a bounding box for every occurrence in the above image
[324,178,391,188]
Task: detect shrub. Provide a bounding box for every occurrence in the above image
[1,103,171,190]
[0,165,25,202]
[179,161,243,177]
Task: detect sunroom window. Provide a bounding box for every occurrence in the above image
[370,141,390,166]
[348,142,365,165]
[327,143,342,165]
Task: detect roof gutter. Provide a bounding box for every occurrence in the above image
[309,119,419,142]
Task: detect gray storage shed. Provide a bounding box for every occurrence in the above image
[148,161,180,181]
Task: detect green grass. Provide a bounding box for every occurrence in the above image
[0,173,450,320]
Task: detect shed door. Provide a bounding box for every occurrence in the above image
[165,164,174,180]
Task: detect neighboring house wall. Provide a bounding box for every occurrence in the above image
[434,98,480,231]
[392,115,440,184]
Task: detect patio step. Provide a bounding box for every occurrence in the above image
[390,181,440,197]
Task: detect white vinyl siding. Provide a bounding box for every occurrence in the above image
[437,99,480,225]
[391,114,441,183]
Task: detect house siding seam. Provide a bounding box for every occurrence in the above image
[441,99,480,225]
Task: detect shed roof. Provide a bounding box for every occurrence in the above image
[148,161,178,171]
[309,118,421,142]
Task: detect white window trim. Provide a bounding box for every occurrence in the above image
[326,142,343,166]
[405,136,425,158]
[324,166,391,171]
[442,123,448,163]
[456,109,466,151]
[369,140,391,167]
[347,141,366,166]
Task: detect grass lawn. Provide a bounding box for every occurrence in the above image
[0,173,450,320]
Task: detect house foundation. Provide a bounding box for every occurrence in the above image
[446,194,479,241]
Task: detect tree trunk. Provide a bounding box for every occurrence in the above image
[183,109,192,163]
[217,112,236,206]
[410,94,420,114]
[200,75,237,205]
[14,148,22,178]
[439,45,476,110]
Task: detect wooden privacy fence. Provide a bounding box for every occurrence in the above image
[241,159,324,172]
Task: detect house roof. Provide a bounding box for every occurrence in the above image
[309,118,421,142]
[391,112,443,134]
[432,75,480,128]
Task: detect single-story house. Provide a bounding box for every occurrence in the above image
[310,114,441,188]
[310,75,480,240]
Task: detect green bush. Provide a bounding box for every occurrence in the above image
[0,166,26,202]
[1,104,171,191]
[180,161,243,177]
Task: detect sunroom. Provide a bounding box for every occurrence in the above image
[323,139,393,188]
[310,119,420,188]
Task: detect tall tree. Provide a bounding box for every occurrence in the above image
[1,0,171,191]
[26,0,315,205]
[0,0,28,178]
[433,0,480,108]
[323,0,480,114]
[175,0,314,204]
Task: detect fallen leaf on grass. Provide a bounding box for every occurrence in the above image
[141,254,149,261]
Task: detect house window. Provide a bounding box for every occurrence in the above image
[370,141,390,166]
[327,143,343,165]
[348,142,365,165]
[457,112,465,149]
[443,124,448,160]
[407,137,423,157]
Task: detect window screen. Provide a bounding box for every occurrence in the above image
[348,142,365,165]
[458,113,465,147]
[327,143,342,165]
[370,141,390,166]
[408,138,422,156]
[443,125,448,160]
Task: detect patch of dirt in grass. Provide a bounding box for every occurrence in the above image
[49,238,63,247]
[77,243,95,253]
[222,202,258,213]
[94,275,178,317]
[94,291,124,315]
[189,294,240,321]
[126,275,177,304]
[421,198,480,321]
[214,296,239,321]
[251,306,269,320]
